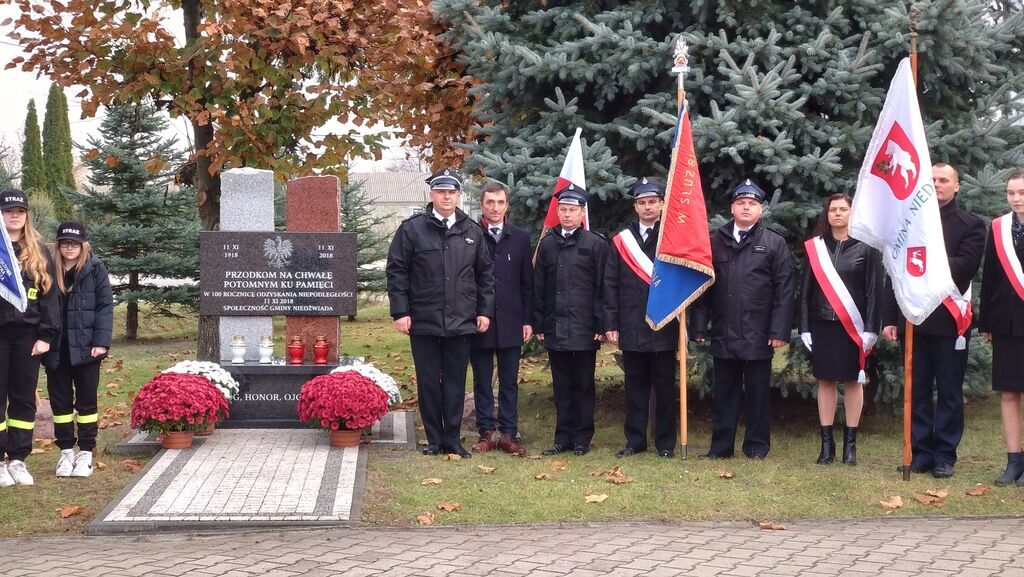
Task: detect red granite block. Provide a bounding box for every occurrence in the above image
[285,317,341,363]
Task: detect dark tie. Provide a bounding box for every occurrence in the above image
[738,229,749,242]
[441,217,449,228]
[490,226,501,239]
[641,228,650,242]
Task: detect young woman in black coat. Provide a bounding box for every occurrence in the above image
[44,221,113,478]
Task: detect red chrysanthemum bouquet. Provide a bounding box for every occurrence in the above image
[297,371,389,431]
[130,373,231,435]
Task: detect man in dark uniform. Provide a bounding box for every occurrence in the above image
[470,181,532,456]
[604,177,678,458]
[690,179,795,459]
[882,162,986,478]
[534,185,608,456]
[386,168,495,458]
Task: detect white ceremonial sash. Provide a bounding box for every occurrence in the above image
[941,285,972,350]
[991,213,1024,302]
[613,229,653,285]
[805,236,870,383]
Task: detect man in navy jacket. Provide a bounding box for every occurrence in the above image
[470,181,533,456]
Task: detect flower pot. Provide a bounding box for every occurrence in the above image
[329,428,361,448]
[195,422,216,436]
[161,430,194,449]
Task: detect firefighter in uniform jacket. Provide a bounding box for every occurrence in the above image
[690,179,796,459]
[534,185,608,456]
[604,177,678,458]
[386,169,495,458]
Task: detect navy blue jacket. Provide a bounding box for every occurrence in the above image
[44,252,114,368]
[473,220,533,350]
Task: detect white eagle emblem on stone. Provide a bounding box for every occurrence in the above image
[263,236,293,269]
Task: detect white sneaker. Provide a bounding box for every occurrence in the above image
[0,463,14,487]
[70,451,93,478]
[7,460,33,485]
[56,449,76,477]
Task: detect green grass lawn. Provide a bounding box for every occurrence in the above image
[3,301,1022,537]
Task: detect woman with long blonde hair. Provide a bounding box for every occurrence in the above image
[0,189,59,487]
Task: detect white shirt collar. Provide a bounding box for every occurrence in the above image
[486,221,504,233]
[733,223,752,242]
[561,226,578,237]
[433,209,455,229]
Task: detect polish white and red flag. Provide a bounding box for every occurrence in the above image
[850,57,954,324]
[542,127,590,230]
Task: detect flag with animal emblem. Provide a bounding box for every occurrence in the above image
[542,127,590,231]
[645,105,714,330]
[849,57,954,324]
[0,221,27,313]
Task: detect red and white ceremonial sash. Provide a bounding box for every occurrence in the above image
[992,213,1024,302]
[805,236,870,383]
[941,285,972,350]
[613,229,653,285]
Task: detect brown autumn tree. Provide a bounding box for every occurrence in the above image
[6,0,473,357]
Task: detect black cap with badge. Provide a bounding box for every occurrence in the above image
[0,188,29,210]
[556,183,588,206]
[729,179,767,203]
[628,177,665,200]
[56,221,87,244]
[425,168,463,191]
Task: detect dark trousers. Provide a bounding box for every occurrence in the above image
[709,357,772,458]
[622,350,677,452]
[548,349,597,448]
[410,334,472,450]
[910,333,968,467]
[45,343,101,452]
[470,346,521,435]
[0,324,41,462]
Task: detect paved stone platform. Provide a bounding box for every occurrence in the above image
[8,518,1024,576]
[88,429,367,534]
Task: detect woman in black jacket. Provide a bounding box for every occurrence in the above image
[979,170,1024,486]
[798,194,882,466]
[43,221,113,478]
[0,190,59,487]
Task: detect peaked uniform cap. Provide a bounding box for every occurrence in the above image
[729,179,767,203]
[628,177,665,199]
[426,168,463,190]
[556,183,588,206]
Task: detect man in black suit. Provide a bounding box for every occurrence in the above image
[604,177,678,458]
[470,181,532,456]
[882,162,986,479]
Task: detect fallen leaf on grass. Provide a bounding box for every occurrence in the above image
[105,382,120,388]
[716,470,735,479]
[444,453,463,461]
[926,489,949,499]
[914,493,945,506]
[584,493,608,503]
[437,502,462,512]
[421,478,443,485]
[34,439,54,448]
[549,460,568,472]
[30,448,46,455]
[527,455,542,460]
[880,495,903,510]
[417,512,435,525]
[966,485,990,496]
[477,465,496,474]
[606,474,635,485]
[120,459,143,474]
[57,505,84,518]
[758,521,786,531]
[95,462,107,470]
[534,473,553,480]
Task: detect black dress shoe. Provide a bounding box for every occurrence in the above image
[658,450,674,458]
[747,453,767,460]
[573,444,589,456]
[422,444,441,456]
[932,463,954,478]
[699,452,730,460]
[616,447,644,458]
[542,443,570,456]
[896,461,933,474]
[445,445,472,459]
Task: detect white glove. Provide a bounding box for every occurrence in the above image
[800,332,812,352]
[861,332,878,351]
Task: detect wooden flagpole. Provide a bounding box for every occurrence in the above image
[672,36,690,460]
[902,7,920,482]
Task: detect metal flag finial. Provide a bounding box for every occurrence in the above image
[671,36,689,76]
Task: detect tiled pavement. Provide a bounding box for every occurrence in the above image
[7,517,1024,576]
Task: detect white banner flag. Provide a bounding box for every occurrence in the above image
[850,58,954,324]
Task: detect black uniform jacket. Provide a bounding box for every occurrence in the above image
[979,222,1024,337]
[798,235,883,334]
[43,252,114,369]
[603,222,678,352]
[386,205,495,337]
[690,219,796,360]
[534,226,608,351]
[882,198,986,336]
[472,220,533,350]
[0,240,60,343]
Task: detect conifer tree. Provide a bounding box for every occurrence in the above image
[340,179,390,315]
[19,99,45,194]
[42,83,75,218]
[71,102,199,340]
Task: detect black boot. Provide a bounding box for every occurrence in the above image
[995,452,1024,486]
[842,426,858,465]
[816,426,835,465]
